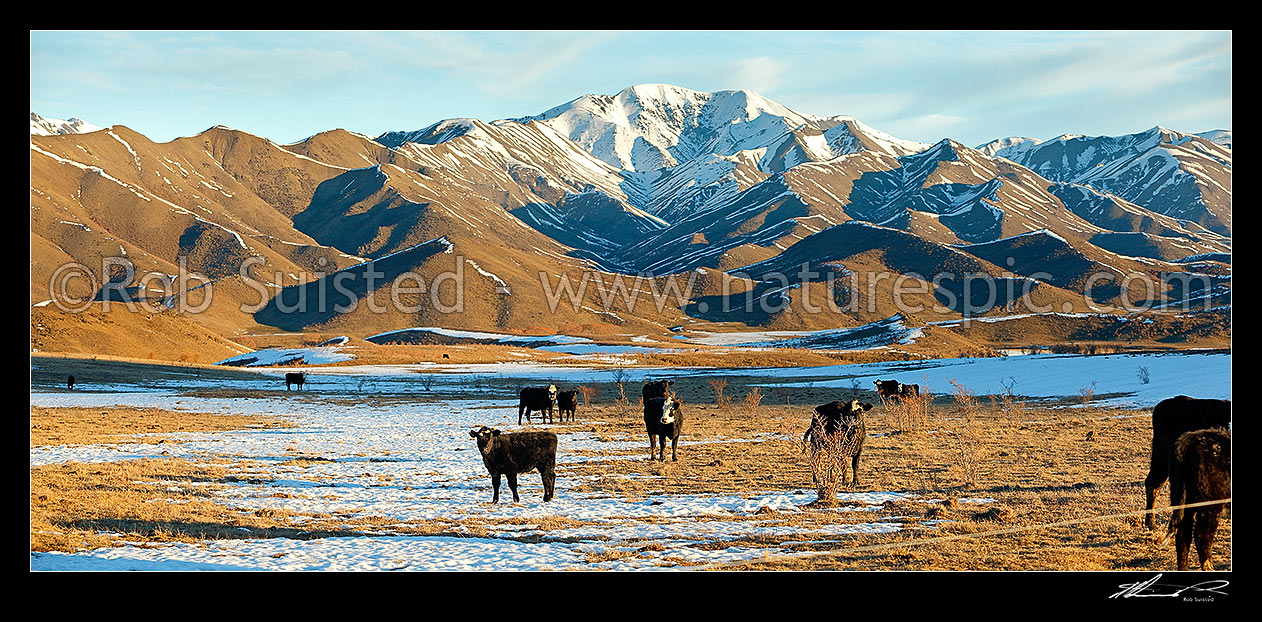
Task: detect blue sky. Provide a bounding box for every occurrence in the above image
[30,30,1232,149]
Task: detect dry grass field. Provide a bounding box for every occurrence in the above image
[29,389,1230,571]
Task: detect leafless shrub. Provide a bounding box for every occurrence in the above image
[990,376,1026,425]
[742,387,764,416]
[886,390,931,433]
[419,374,435,392]
[611,364,629,386]
[1077,381,1097,406]
[1136,366,1151,385]
[708,378,732,409]
[775,387,791,405]
[800,418,846,506]
[577,385,598,406]
[948,379,980,421]
[949,419,985,487]
[614,382,632,416]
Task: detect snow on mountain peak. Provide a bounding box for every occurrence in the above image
[31,112,101,136]
[519,83,924,173]
[976,136,1042,158]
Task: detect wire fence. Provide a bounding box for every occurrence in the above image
[705,497,1232,570]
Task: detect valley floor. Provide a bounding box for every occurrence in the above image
[29,354,1231,573]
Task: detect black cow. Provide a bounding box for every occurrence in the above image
[67,375,76,391]
[468,426,557,503]
[644,396,684,461]
[518,384,558,425]
[1144,395,1231,529]
[642,379,674,404]
[1160,428,1231,570]
[802,399,872,486]
[874,379,917,401]
[285,372,307,391]
[555,390,578,423]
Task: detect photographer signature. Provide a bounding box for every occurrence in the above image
[1110,574,1229,599]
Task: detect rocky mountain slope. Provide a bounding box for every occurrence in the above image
[30,86,1231,344]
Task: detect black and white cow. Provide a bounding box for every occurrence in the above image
[874,379,918,402]
[644,395,684,461]
[802,399,873,486]
[518,384,558,425]
[642,379,674,404]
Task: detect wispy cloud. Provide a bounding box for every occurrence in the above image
[29,30,1231,146]
[726,56,789,95]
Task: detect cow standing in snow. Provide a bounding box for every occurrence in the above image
[469,426,558,503]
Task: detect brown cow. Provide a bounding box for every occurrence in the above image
[1160,428,1230,570]
[1144,396,1231,529]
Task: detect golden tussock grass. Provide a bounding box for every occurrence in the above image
[30,458,342,553]
[31,406,293,447]
[555,399,1229,571]
[31,388,1230,570]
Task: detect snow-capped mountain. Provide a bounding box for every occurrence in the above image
[31,112,101,136]
[517,84,926,173]
[30,85,1232,337]
[975,136,1042,157]
[1195,129,1231,150]
[983,126,1231,233]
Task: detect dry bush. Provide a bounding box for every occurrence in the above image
[1077,381,1098,406]
[1136,366,1151,385]
[577,385,598,405]
[614,382,633,415]
[742,387,764,416]
[886,390,931,433]
[800,418,847,505]
[948,379,980,421]
[708,378,732,409]
[990,376,1027,425]
[948,418,985,487]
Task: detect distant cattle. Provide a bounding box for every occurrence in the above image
[442,353,450,360]
[802,399,873,487]
[874,380,918,401]
[67,375,75,391]
[285,372,307,391]
[1160,428,1231,570]
[518,385,558,425]
[1144,395,1231,529]
[642,379,674,403]
[468,426,557,503]
[555,390,578,423]
[644,396,684,461]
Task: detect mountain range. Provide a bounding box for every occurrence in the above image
[29,84,1231,350]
